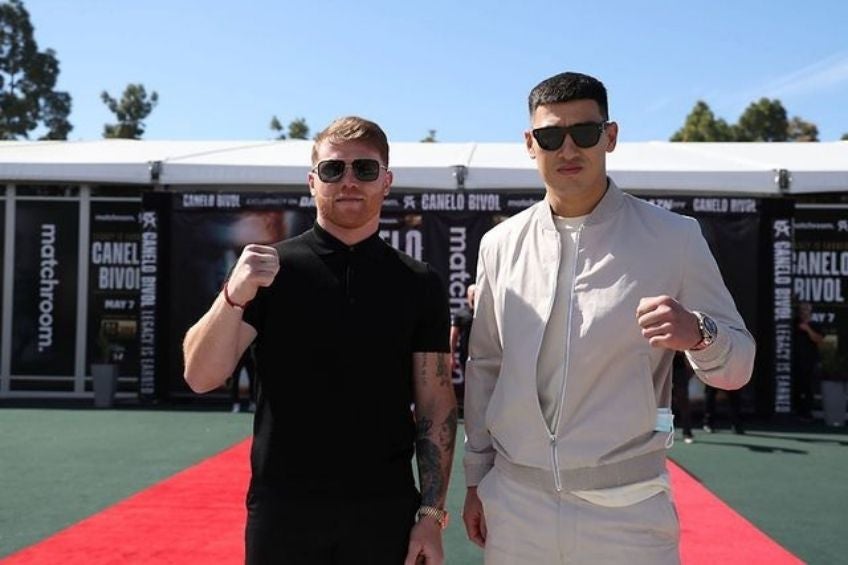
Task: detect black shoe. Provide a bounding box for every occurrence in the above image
[731,425,745,435]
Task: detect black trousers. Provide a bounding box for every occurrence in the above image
[245,487,419,565]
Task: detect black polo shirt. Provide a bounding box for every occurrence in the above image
[243,223,450,499]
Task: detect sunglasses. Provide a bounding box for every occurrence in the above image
[312,159,387,183]
[531,122,609,151]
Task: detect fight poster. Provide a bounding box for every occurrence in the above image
[794,205,848,385]
[87,202,141,383]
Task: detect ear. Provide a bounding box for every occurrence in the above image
[524,130,536,159]
[307,172,316,196]
[605,122,619,153]
[383,170,393,195]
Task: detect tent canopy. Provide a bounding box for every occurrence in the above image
[0,139,845,194]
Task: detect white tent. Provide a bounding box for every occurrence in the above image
[1,139,845,194]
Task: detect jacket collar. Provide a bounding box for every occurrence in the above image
[537,177,624,230]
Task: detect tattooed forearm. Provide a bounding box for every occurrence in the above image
[435,353,450,386]
[417,354,429,387]
[440,407,458,452]
[415,409,458,507]
[416,416,443,505]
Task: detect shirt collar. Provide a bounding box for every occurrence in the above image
[309,222,388,258]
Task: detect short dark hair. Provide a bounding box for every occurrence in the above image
[312,116,390,166]
[528,72,609,120]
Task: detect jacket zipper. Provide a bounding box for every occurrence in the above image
[549,224,583,492]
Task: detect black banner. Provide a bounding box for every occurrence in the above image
[87,202,141,381]
[12,201,79,376]
[149,190,773,412]
[138,196,169,399]
[166,204,307,396]
[793,206,848,386]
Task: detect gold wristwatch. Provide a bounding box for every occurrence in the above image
[417,506,449,530]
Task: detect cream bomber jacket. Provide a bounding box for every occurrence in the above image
[463,180,755,491]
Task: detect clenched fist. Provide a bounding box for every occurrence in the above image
[225,244,280,306]
[636,295,701,351]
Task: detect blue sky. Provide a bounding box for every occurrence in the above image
[19,0,848,142]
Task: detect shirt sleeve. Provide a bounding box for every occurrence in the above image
[463,239,502,486]
[242,281,268,333]
[679,218,756,390]
[412,266,451,353]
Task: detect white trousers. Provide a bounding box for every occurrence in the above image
[477,466,680,565]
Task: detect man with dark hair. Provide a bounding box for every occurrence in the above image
[184,116,457,565]
[462,72,755,563]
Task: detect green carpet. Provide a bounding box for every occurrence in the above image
[669,423,848,565]
[2,409,845,564]
[0,408,252,557]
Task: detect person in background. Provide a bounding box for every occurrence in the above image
[450,284,477,375]
[462,71,755,564]
[702,384,744,434]
[672,352,695,443]
[184,116,456,565]
[792,301,824,421]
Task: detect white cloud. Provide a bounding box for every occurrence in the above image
[760,52,848,99]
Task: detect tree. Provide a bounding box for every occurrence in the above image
[270,116,309,139]
[101,83,158,139]
[788,117,819,142]
[287,117,309,139]
[420,129,437,143]
[841,133,848,141]
[0,0,72,139]
[270,116,284,138]
[670,101,734,141]
[735,98,788,141]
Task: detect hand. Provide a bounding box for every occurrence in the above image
[225,244,279,305]
[403,518,444,565]
[462,487,487,548]
[636,295,701,351]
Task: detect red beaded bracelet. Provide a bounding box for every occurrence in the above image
[222,280,248,310]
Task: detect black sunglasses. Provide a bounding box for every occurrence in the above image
[312,159,387,183]
[531,122,609,151]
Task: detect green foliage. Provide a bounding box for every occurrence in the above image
[269,115,283,137]
[670,101,734,141]
[841,133,848,141]
[788,117,819,142]
[0,0,72,139]
[421,129,438,143]
[672,97,822,142]
[101,83,159,139]
[287,117,309,139]
[736,98,788,141]
[270,116,309,139]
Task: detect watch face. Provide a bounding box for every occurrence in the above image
[703,315,718,338]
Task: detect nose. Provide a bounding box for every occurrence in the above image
[339,164,359,188]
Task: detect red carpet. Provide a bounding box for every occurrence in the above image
[1,440,250,565]
[3,440,802,564]
[669,463,802,564]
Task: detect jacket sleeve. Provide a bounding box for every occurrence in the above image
[463,239,502,487]
[679,218,756,390]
